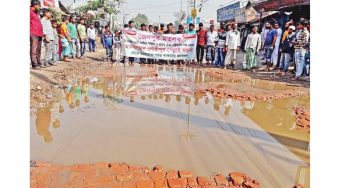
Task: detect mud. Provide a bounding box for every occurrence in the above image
[30,49,310,187]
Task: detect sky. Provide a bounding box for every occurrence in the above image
[61,0,240,24]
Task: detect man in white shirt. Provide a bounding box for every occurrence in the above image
[244,26,261,70]
[87,24,96,52]
[224,23,241,69]
[205,25,218,64]
[271,22,283,68]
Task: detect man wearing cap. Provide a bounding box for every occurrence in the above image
[30,0,43,70]
[278,25,296,75]
[41,9,56,67]
[292,20,310,80]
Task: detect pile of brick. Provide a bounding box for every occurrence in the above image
[293,106,310,131]
[30,161,260,188]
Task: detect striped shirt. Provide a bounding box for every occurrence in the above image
[41,17,54,40]
[294,28,309,50]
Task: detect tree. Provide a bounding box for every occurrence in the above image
[130,14,149,29]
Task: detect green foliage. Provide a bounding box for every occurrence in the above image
[49,8,63,24]
[130,14,149,29]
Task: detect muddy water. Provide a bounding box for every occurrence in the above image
[30,65,310,188]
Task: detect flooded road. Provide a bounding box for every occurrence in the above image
[30,65,310,187]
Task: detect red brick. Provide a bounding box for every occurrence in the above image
[153,165,163,171]
[111,163,129,174]
[166,170,178,179]
[243,180,260,188]
[197,177,215,186]
[229,172,246,186]
[122,181,137,188]
[187,177,198,186]
[153,179,167,188]
[178,170,194,178]
[134,171,150,181]
[149,171,166,180]
[136,179,154,188]
[214,174,229,186]
[117,173,134,181]
[167,178,187,188]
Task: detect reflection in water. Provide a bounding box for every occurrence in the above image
[32,66,310,187]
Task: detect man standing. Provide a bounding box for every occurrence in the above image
[292,20,310,80]
[51,20,59,64]
[140,23,147,64]
[159,23,165,34]
[278,26,296,75]
[176,24,184,34]
[224,23,241,69]
[30,0,43,70]
[60,16,72,62]
[261,22,277,71]
[196,23,207,65]
[214,26,227,67]
[206,25,218,65]
[148,25,154,32]
[271,22,283,68]
[41,9,56,67]
[68,16,80,58]
[244,26,261,71]
[78,18,88,57]
[125,21,136,64]
[87,24,96,52]
[102,25,114,63]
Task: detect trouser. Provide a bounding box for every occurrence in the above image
[271,44,280,66]
[80,40,86,56]
[206,45,215,62]
[114,47,121,62]
[140,58,147,63]
[279,52,292,72]
[89,38,96,52]
[225,49,237,66]
[30,35,42,67]
[295,49,306,77]
[196,45,205,63]
[245,48,257,69]
[43,40,54,65]
[129,57,134,63]
[105,46,113,60]
[264,46,274,63]
[214,48,225,66]
[70,38,80,57]
[52,42,59,63]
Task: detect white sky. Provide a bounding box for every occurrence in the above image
[61,0,240,24]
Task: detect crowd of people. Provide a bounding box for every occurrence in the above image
[30,0,310,80]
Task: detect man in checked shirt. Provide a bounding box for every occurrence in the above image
[292,19,310,80]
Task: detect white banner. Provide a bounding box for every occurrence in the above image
[122,30,197,60]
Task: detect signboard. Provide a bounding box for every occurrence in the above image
[235,7,257,23]
[252,0,310,12]
[122,30,197,60]
[41,0,59,8]
[217,2,241,22]
[191,8,197,18]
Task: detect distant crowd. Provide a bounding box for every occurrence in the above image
[30,0,310,80]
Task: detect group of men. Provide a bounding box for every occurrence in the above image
[30,0,310,80]
[30,0,98,70]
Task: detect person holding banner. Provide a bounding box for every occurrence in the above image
[124,21,136,64]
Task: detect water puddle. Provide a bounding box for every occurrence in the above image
[31,65,310,187]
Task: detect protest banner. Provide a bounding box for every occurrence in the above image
[122,30,197,60]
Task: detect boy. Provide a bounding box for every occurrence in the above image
[51,20,60,64]
[41,9,56,67]
[102,25,114,63]
[214,26,227,67]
